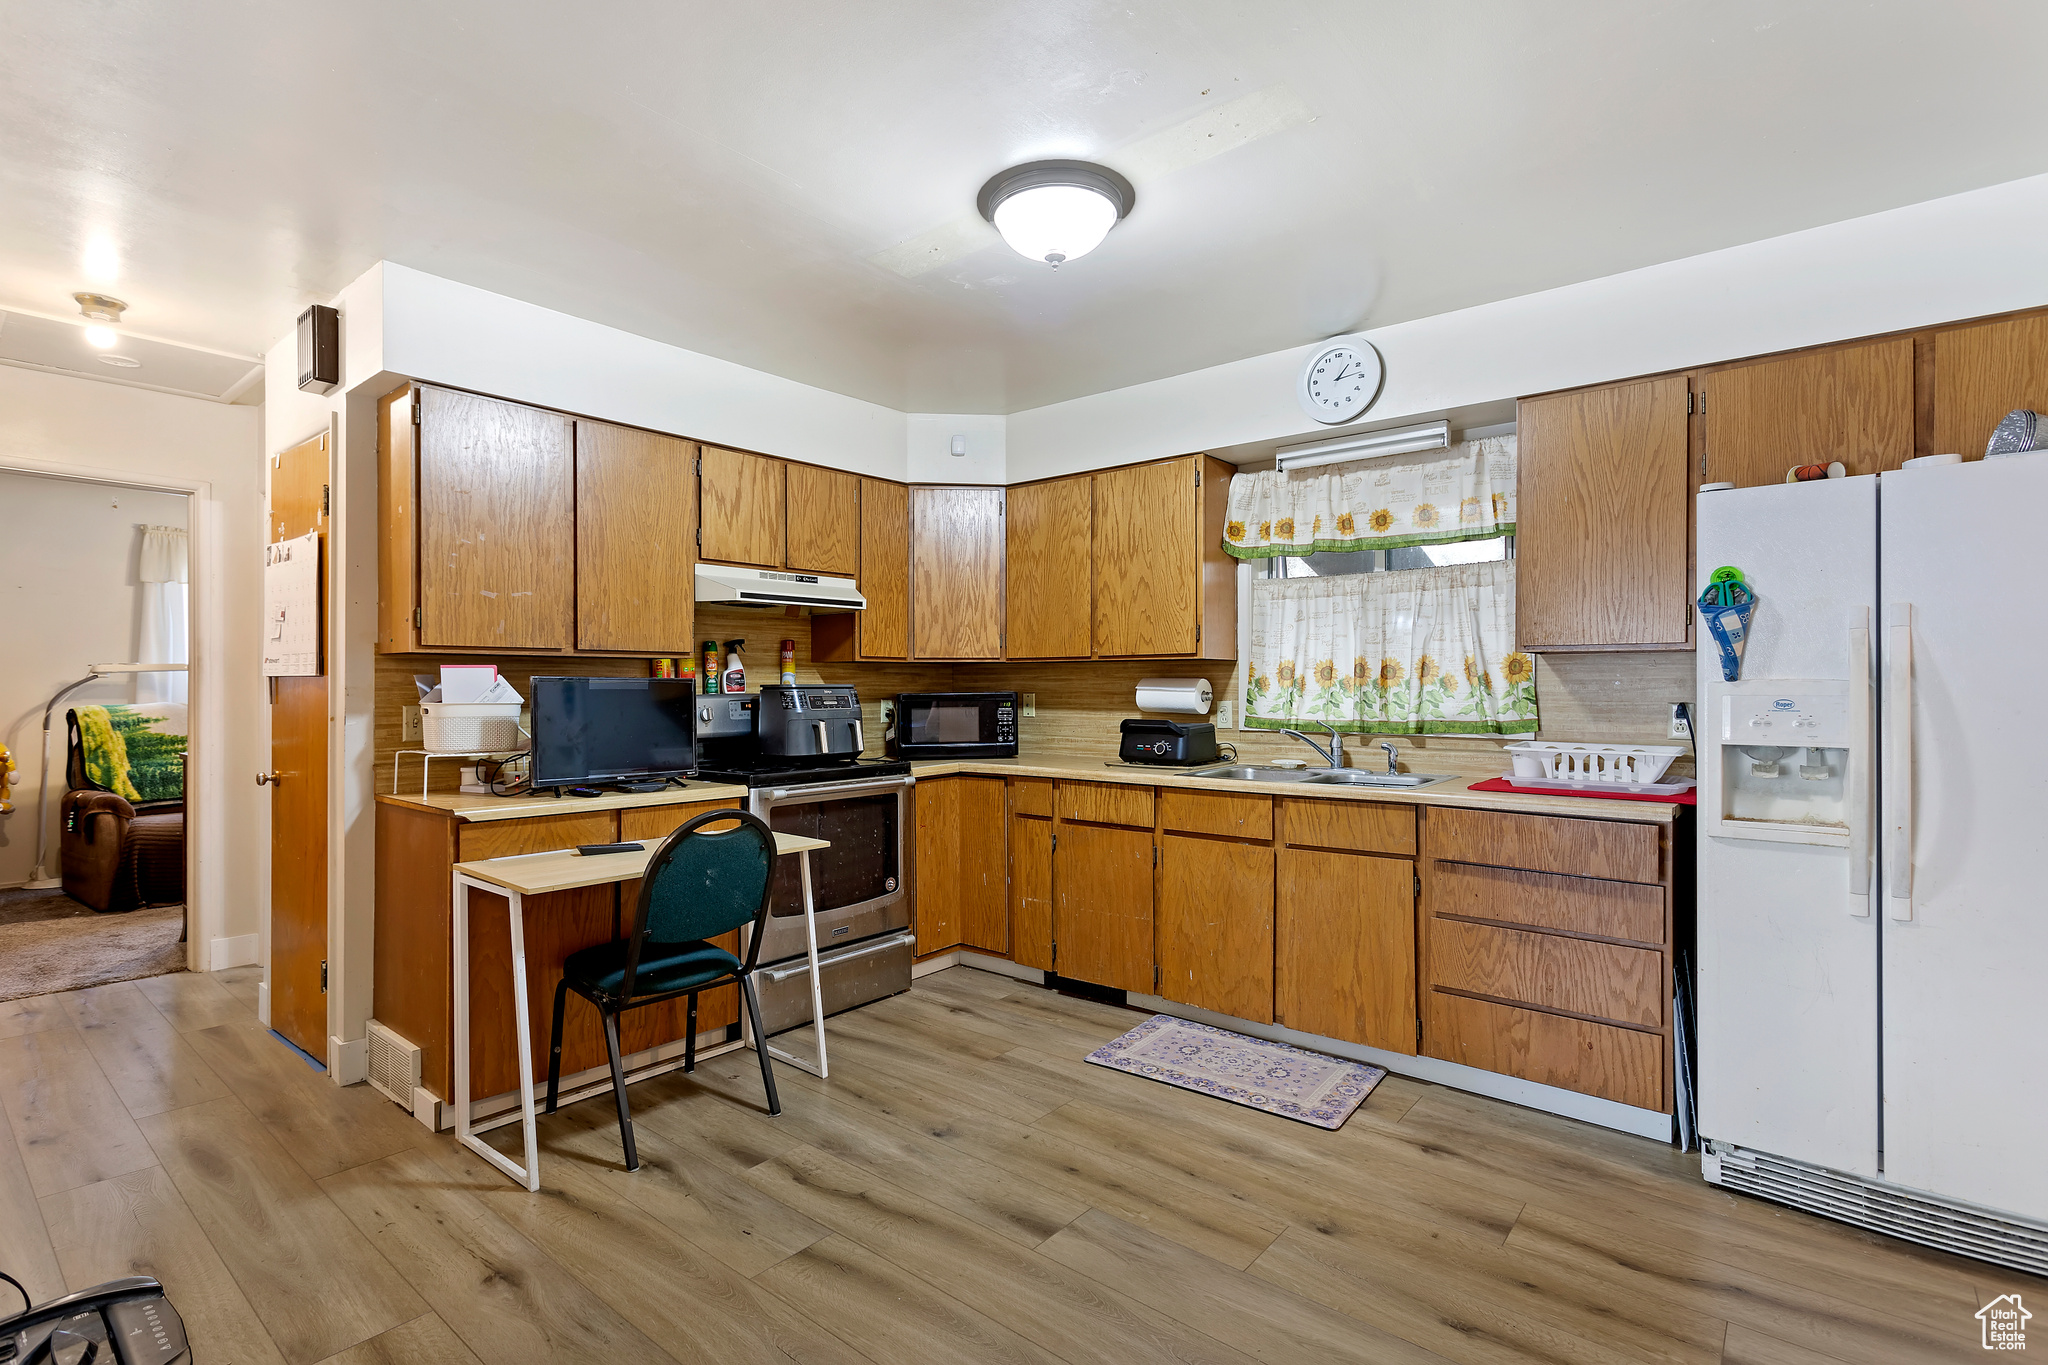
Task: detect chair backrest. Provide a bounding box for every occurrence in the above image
[629,808,777,959]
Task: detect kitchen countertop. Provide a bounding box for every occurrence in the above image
[376,749,1680,824]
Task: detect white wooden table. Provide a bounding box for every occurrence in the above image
[451,829,831,1190]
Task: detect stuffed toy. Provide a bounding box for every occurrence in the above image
[0,741,15,815]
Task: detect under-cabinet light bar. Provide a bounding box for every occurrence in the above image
[1275,419,1451,471]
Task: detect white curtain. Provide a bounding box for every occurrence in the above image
[1224,436,1517,559]
[1244,560,1536,735]
[137,525,189,705]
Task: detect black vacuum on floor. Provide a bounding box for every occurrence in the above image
[0,1273,190,1363]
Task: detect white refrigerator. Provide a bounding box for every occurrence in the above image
[1696,455,2048,1274]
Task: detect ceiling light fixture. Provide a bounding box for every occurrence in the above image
[74,292,127,323]
[977,161,1134,269]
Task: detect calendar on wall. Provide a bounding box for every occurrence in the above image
[262,529,322,676]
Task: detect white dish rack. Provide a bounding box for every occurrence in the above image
[1500,741,1693,796]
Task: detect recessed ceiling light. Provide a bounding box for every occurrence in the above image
[98,355,141,368]
[977,161,1134,269]
[84,325,119,349]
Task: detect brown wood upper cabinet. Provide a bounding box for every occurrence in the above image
[911,486,1004,659]
[1933,312,2048,458]
[380,383,575,652]
[1093,455,1236,658]
[1516,374,1692,652]
[1006,475,1093,658]
[574,421,696,653]
[785,463,860,576]
[1700,337,1912,487]
[698,445,785,568]
[857,477,910,659]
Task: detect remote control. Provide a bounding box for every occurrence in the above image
[575,842,646,856]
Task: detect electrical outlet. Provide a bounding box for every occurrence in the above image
[401,705,422,742]
[1669,702,1692,740]
[1021,692,1036,718]
[1215,699,1233,728]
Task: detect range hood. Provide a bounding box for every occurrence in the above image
[693,564,866,611]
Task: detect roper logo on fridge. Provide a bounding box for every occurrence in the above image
[1978,1294,2030,1350]
[1771,698,1799,712]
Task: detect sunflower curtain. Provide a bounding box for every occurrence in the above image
[1243,560,1536,735]
[1223,435,1516,558]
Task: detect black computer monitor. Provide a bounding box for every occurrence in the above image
[529,677,696,788]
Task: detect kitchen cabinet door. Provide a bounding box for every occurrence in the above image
[1010,808,1054,971]
[1006,475,1093,658]
[1701,337,1912,487]
[1276,847,1416,1053]
[1053,822,1154,993]
[1932,312,2048,459]
[416,386,574,650]
[1157,834,1274,1022]
[914,778,961,954]
[699,445,785,567]
[1516,375,1692,651]
[574,421,696,653]
[859,478,910,659]
[911,486,1004,659]
[786,463,861,576]
[1093,458,1198,656]
[958,777,1008,953]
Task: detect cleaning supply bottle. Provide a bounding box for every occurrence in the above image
[780,638,797,687]
[701,640,722,694]
[721,639,747,695]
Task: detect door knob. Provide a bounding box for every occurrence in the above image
[256,771,284,786]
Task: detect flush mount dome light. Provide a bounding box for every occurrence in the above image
[977,161,1134,269]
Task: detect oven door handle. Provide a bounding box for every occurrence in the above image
[760,775,916,801]
[757,930,916,984]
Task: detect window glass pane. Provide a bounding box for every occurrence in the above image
[1388,538,1509,570]
[1275,535,1510,578]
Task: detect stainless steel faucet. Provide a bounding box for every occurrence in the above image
[1280,722,1342,768]
[1380,741,1400,775]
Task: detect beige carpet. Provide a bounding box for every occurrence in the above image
[0,904,187,1002]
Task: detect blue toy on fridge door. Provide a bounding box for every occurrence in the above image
[1698,565,1755,682]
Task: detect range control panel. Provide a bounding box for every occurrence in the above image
[1719,692,1850,747]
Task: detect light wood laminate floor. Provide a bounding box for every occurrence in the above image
[0,965,2037,1363]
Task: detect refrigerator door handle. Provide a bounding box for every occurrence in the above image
[1847,609,1873,916]
[1886,603,1914,920]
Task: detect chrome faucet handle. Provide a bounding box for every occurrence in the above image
[1380,741,1399,774]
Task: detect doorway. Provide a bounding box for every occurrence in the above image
[0,469,195,1000]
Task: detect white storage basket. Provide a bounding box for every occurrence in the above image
[1502,741,1682,787]
[420,701,525,754]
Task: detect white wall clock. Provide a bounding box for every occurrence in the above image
[1297,339,1384,424]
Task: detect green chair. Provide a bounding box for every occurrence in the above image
[545,808,782,1170]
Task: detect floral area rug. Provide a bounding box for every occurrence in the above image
[1084,1013,1386,1130]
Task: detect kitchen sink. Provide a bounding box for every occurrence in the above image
[1186,765,1324,783]
[1186,765,1457,789]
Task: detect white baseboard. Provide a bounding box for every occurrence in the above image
[1127,991,1676,1142]
[959,952,1048,985]
[413,1028,734,1132]
[911,951,961,978]
[255,982,269,1026]
[208,934,258,970]
[329,1035,368,1086]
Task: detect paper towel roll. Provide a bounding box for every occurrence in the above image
[1136,677,1213,715]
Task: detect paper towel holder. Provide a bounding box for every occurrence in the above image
[1136,677,1213,716]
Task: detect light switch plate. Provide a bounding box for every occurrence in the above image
[1021,693,1036,718]
[401,705,422,742]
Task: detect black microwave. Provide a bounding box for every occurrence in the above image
[890,692,1019,758]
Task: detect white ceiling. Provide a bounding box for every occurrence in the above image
[4,1,2046,414]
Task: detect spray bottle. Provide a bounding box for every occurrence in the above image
[721,639,747,695]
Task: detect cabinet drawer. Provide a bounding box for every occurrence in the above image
[1424,990,1665,1112]
[1430,862,1665,946]
[1056,780,1154,828]
[1425,807,1660,884]
[458,812,616,862]
[1157,789,1271,840]
[1010,777,1053,819]
[619,801,743,844]
[1279,798,1415,857]
[1428,918,1662,1027]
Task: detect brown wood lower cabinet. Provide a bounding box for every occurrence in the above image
[1009,780,1054,971]
[1275,847,1416,1054]
[1157,834,1273,1022]
[914,776,1007,955]
[1054,822,1154,993]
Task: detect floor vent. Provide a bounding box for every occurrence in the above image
[364,1019,422,1108]
[1706,1143,2048,1276]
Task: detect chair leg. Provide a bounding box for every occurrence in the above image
[684,992,700,1073]
[740,975,781,1117]
[545,978,572,1113]
[601,1008,638,1171]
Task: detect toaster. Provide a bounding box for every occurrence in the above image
[1118,718,1221,766]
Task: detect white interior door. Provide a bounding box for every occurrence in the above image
[1879,456,2048,1221]
[1696,477,1879,1175]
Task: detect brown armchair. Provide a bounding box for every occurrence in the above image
[59,708,186,913]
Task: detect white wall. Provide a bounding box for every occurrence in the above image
[0,472,188,888]
[906,413,1006,484]
[1006,171,2048,480]
[0,365,263,952]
